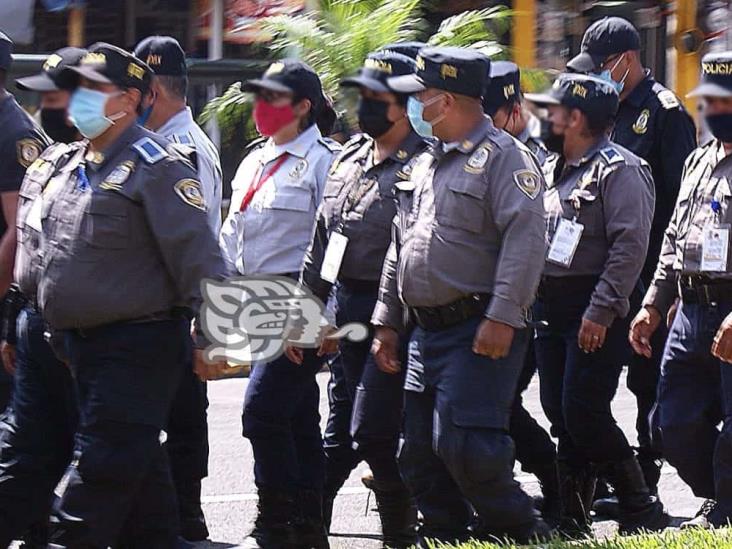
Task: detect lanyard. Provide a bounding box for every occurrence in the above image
[239,154,289,212]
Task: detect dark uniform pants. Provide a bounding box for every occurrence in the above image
[534,281,634,467]
[398,316,535,537]
[243,350,324,493]
[50,318,189,549]
[323,283,406,494]
[657,300,732,515]
[509,336,557,473]
[0,307,77,547]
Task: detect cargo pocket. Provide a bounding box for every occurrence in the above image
[81,195,130,250]
[436,177,487,234]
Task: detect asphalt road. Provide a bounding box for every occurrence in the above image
[195,369,703,548]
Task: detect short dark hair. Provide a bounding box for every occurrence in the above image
[157,75,188,100]
[584,110,616,138]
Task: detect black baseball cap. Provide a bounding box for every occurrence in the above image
[0,31,11,71]
[134,35,187,77]
[567,17,640,73]
[341,51,416,93]
[244,59,324,107]
[688,52,732,98]
[381,41,427,61]
[60,43,153,93]
[389,46,490,98]
[16,47,87,92]
[525,73,619,123]
[483,61,521,116]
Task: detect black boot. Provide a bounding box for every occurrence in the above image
[177,480,210,542]
[240,490,297,549]
[591,466,619,519]
[605,456,669,534]
[293,489,329,549]
[636,447,663,496]
[531,461,563,528]
[558,464,595,539]
[371,480,417,548]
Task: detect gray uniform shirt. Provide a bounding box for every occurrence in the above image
[371,116,547,331]
[543,139,655,326]
[34,124,226,330]
[644,140,732,316]
[301,131,427,302]
[157,107,223,233]
[219,125,339,276]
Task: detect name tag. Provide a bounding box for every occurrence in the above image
[320,232,349,284]
[547,218,584,268]
[701,224,730,272]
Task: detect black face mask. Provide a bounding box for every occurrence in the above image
[357,97,394,138]
[41,108,78,144]
[706,113,732,143]
[544,131,565,155]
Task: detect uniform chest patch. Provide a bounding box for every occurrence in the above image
[289,159,308,181]
[464,145,491,174]
[513,170,541,200]
[633,109,650,135]
[17,138,43,169]
[174,178,207,211]
[99,161,135,191]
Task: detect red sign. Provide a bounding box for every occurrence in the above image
[197,0,307,44]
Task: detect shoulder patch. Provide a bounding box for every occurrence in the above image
[657,89,680,110]
[318,137,342,153]
[171,133,195,147]
[173,178,207,211]
[513,170,541,200]
[243,136,267,158]
[17,138,43,168]
[132,137,168,164]
[599,147,624,165]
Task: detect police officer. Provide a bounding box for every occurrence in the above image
[526,73,667,536]
[568,17,697,503]
[294,51,428,548]
[134,34,223,542]
[219,59,339,548]
[629,52,732,529]
[0,46,85,549]
[29,43,225,547]
[0,31,48,410]
[483,60,561,525]
[372,47,550,545]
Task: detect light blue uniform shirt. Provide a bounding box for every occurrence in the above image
[220,125,339,276]
[158,107,223,233]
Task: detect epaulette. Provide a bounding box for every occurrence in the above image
[487,128,515,150]
[132,137,168,164]
[328,134,369,175]
[166,142,197,171]
[243,136,267,158]
[653,84,681,110]
[599,146,625,166]
[318,136,342,153]
[171,132,196,148]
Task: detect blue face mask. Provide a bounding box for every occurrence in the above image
[592,54,628,94]
[407,95,445,138]
[137,102,154,127]
[69,88,121,139]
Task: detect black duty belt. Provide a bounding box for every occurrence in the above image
[678,275,732,305]
[72,308,190,338]
[410,293,491,332]
[339,278,380,293]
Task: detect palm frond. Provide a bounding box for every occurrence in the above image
[428,6,512,48]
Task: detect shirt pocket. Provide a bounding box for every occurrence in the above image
[81,193,131,250]
[436,175,487,234]
[269,184,313,213]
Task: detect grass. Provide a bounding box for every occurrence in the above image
[433,528,732,549]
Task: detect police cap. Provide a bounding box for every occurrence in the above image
[0,31,11,71]
[380,41,427,61]
[390,46,489,98]
[567,17,640,73]
[244,59,324,109]
[134,36,187,77]
[526,73,619,123]
[688,51,732,98]
[16,47,87,92]
[341,51,416,94]
[483,61,521,116]
[60,43,153,94]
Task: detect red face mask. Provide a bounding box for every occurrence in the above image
[253,99,296,136]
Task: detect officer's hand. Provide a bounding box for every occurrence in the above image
[193,349,229,381]
[285,346,304,365]
[629,306,662,358]
[712,313,732,364]
[473,319,514,359]
[317,326,339,357]
[0,341,15,376]
[667,298,679,329]
[578,318,607,353]
[372,327,401,374]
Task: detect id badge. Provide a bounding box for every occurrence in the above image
[547,218,584,268]
[320,232,349,284]
[701,224,730,272]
